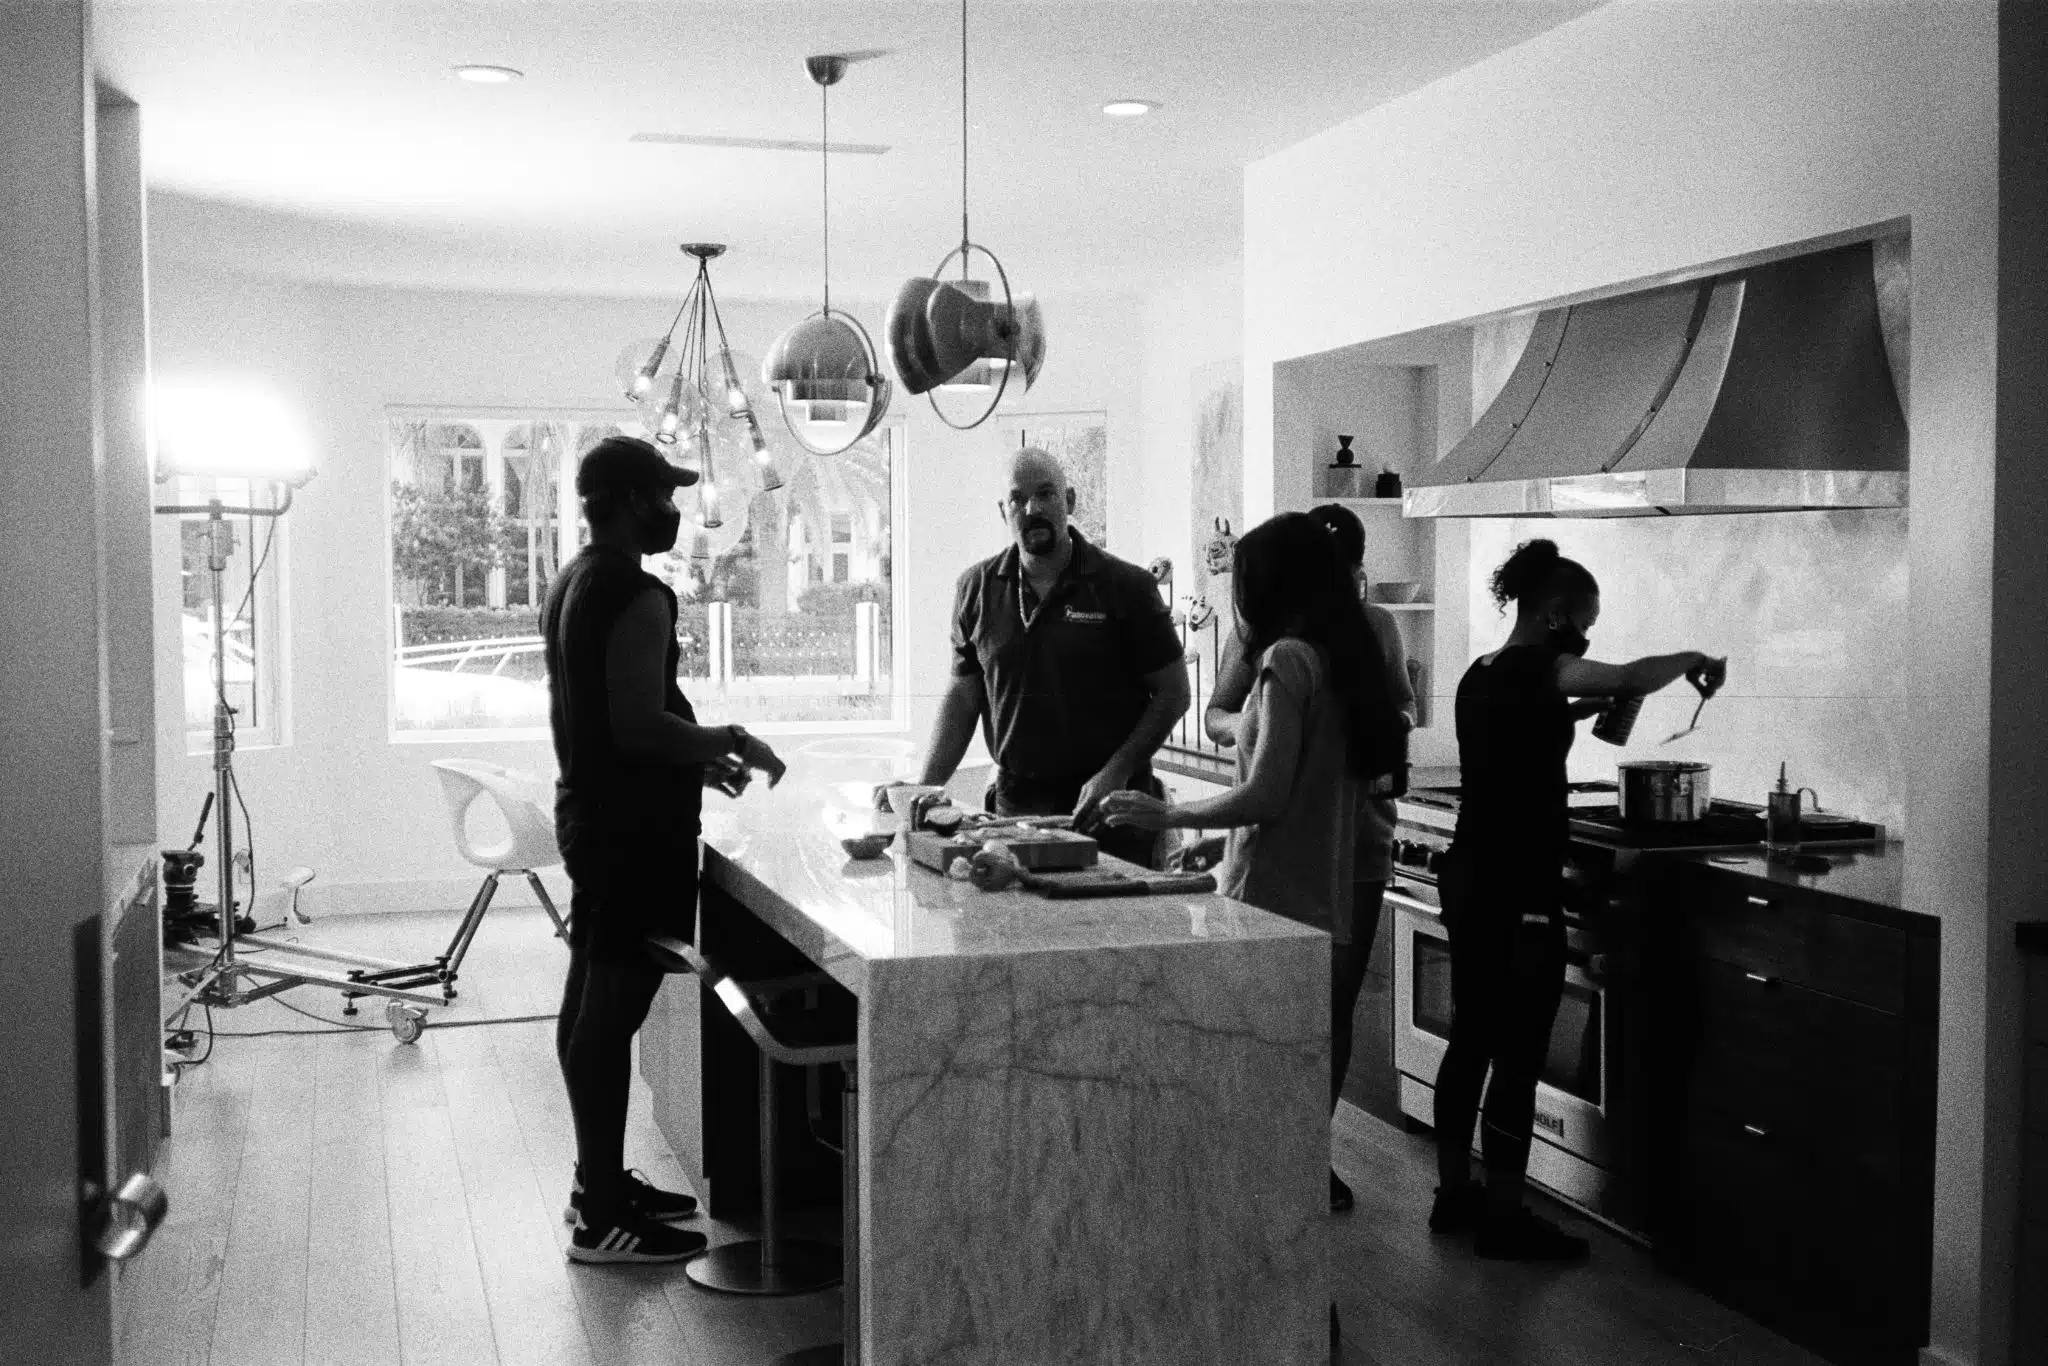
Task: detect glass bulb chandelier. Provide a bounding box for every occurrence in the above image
[616,243,782,533]
[764,54,892,456]
[885,0,1046,429]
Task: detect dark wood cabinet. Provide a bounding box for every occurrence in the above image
[1652,862,1938,1366]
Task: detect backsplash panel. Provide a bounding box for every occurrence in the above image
[1463,509,1909,835]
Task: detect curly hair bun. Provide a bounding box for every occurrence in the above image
[1491,538,1562,608]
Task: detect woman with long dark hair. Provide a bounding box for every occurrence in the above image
[1201,503,1414,1213]
[1100,509,1404,953]
[1432,538,1722,1261]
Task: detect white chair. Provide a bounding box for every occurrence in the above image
[429,759,570,994]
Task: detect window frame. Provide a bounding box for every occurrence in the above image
[175,475,290,755]
[383,405,909,743]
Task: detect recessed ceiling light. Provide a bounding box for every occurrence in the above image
[453,65,523,85]
[1101,99,1158,118]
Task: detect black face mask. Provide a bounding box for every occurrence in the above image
[638,493,682,555]
[1549,622,1590,657]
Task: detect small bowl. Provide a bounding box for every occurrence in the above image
[840,833,894,861]
[1370,580,1422,604]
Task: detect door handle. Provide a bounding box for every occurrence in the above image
[1744,895,1773,909]
[88,1171,167,1261]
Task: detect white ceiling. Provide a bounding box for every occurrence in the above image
[97,1,1601,301]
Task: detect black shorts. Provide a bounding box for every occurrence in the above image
[559,823,700,964]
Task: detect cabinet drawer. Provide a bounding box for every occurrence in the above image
[1686,958,1906,1180]
[1679,867,1907,1013]
[1673,1103,1816,1313]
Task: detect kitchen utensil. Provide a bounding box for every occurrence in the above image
[1375,467,1403,498]
[1617,759,1713,821]
[1662,691,1709,745]
[1370,580,1421,604]
[1592,694,1645,746]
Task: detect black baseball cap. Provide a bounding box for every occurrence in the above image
[575,435,699,495]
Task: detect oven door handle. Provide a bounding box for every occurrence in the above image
[1383,887,1441,919]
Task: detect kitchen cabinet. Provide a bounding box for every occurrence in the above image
[2018,924,2048,1366]
[1651,861,1938,1366]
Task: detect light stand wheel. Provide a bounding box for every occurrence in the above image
[386,1002,427,1044]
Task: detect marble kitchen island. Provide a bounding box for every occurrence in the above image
[640,746,1330,1364]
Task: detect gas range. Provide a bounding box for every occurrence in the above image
[1393,781,1884,876]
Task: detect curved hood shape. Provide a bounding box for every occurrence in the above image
[1407,241,1907,518]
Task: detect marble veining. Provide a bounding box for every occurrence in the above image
[691,752,1332,1364]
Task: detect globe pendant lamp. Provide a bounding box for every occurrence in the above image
[615,243,782,534]
[885,0,1046,429]
[764,54,892,456]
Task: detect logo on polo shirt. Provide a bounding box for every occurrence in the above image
[1064,607,1108,624]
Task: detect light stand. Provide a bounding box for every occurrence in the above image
[155,483,441,1042]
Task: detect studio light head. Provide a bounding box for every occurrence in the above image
[150,377,317,489]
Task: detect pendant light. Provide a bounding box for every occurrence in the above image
[616,242,783,541]
[764,55,893,456]
[885,0,1046,429]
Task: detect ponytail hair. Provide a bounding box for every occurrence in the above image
[1490,538,1598,613]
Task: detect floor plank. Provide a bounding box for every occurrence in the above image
[304,1031,401,1366]
[381,1034,499,1366]
[208,1033,315,1366]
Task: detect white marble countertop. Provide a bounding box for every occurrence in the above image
[698,737,1324,992]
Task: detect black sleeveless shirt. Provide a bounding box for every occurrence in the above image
[1451,642,1573,896]
[540,544,703,836]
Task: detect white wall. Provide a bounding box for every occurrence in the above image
[147,259,1142,916]
[1136,259,1243,594]
[1244,2,2001,1360]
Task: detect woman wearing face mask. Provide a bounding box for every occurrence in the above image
[1429,538,1722,1262]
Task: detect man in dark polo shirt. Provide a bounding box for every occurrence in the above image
[543,435,785,1266]
[900,446,1190,866]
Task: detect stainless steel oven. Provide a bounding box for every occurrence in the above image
[1389,886,1617,1217]
[1387,793,1627,1229]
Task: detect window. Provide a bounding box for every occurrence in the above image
[386,409,903,736]
[175,477,286,752]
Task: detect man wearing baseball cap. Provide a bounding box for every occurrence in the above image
[542,435,785,1265]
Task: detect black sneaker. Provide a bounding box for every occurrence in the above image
[566,1209,707,1265]
[1330,1170,1354,1213]
[1474,1208,1591,1262]
[1427,1181,1487,1235]
[563,1166,700,1225]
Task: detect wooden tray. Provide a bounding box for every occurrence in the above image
[908,826,1099,875]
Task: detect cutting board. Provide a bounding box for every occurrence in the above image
[908,826,1099,875]
[1025,869,1220,899]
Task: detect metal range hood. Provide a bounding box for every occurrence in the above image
[1405,241,1907,518]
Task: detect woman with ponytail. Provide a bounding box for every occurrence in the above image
[1429,538,1723,1262]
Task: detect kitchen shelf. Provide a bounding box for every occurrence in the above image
[1320,495,1407,508]
[1373,602,1435,612]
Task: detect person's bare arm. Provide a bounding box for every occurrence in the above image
[607,589,783,782]
[1101,653,1304,831]
[916,672,986,788]
[1556,650,1722,698]
[1203,624,1253,747]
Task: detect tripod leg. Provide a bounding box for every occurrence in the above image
[441,873,499,981]
[526,872,570,944]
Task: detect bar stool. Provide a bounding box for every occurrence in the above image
[646,936,860,1344]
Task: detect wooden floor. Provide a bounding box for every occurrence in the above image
[120,903,1825,1366]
